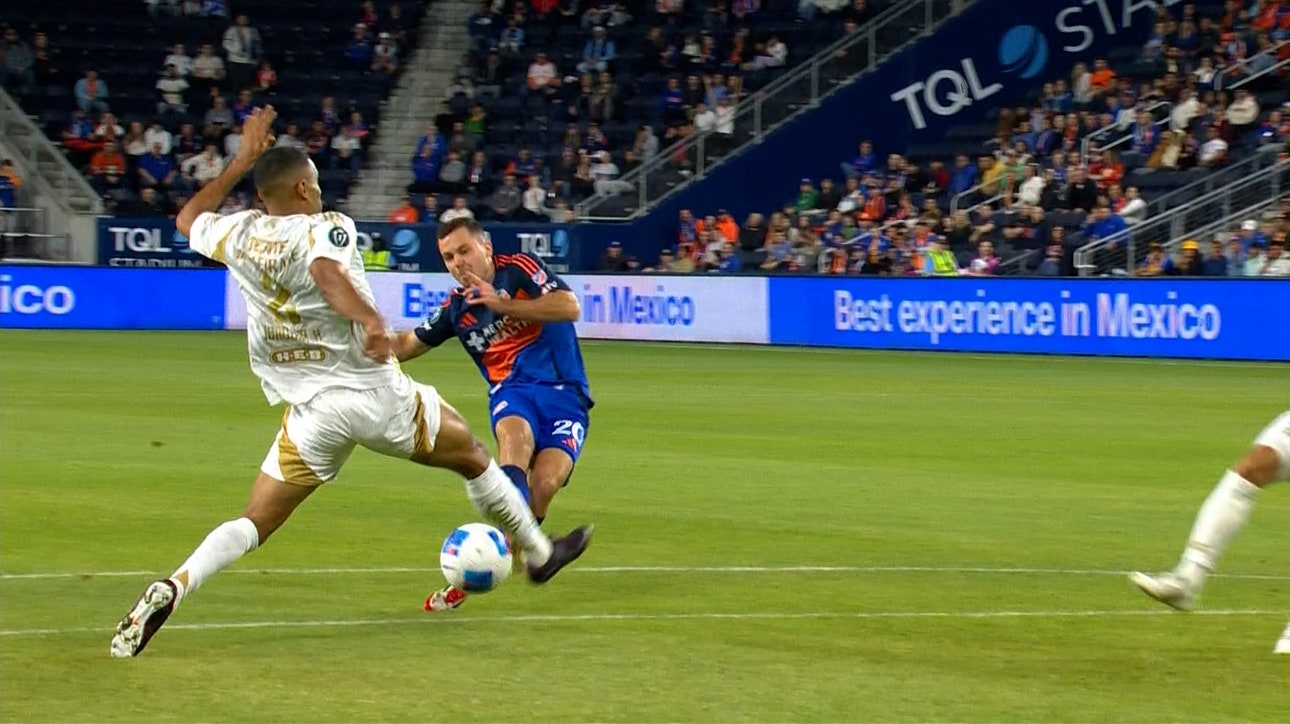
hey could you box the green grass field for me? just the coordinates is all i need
[0,330,1286,722]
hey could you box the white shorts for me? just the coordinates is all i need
[260,374,442,487]
[1253,410,1290,483]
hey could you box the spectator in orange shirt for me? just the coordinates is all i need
[714,209,739,242]
[89,140,128,196]
[388,194,419,223]
[1088,58,1115,97]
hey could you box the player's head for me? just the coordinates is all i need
[252,146,322,216]
[437,217,495,285]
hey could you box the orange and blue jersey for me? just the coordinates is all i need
[414,252,593,463]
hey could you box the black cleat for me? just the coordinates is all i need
[110,579,177,658]
[526,525,594,584]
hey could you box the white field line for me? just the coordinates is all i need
[1,608,1284,638]
[3,564,1290,581]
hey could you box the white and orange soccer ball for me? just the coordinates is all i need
[439,523,513,593]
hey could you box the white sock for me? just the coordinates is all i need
[169,517,260,606]
[465,460,552,565]
[1276,622,1290,655]
[1176,470,1261,589]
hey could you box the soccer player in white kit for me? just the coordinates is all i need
[1130,410,1290,654]
[109,107,592,658]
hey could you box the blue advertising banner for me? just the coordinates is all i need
[767,278,1290,362]
[0,265,227,330]
[97,217,583,272]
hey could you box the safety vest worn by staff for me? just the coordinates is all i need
[925,249,959,277]
[362,248,392,272]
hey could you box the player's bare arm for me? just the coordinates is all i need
[461,271,580,322]
[390,331,431,362]
[309,259,392,362]
[175,106,277,238]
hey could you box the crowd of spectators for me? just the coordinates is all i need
[1,0,413,217]
[616,0,1290,277]
[402,0,879,221]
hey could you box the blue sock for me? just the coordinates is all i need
[500,465,530,504]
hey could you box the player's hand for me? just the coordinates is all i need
[461,271,509,312]
[364,326,393,362]
[236,105,278,166]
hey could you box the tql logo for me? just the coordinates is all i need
[890,24,1049,130]
[518,230,569,259]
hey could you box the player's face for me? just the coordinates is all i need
[439,228,494,285]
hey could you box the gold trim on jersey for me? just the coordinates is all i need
[210,227,234,263]
[411,391,435,464]
[277,410,324,488]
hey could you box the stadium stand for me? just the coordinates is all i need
[0,0,426,214]
[623,0,1290,277]
[403,0,906,221]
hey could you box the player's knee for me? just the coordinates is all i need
[444,435,493,479]
[1234,446,1281,488]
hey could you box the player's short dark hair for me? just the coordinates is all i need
[437,216,486,241]
[252,146,311,197]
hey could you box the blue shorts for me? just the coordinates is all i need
[488,384,590,466]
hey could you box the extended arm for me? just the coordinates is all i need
[491,290,580,322]
[176,106,276,238]
[461,269,580,322]
[309,258,383,331]
[391,331,432,362]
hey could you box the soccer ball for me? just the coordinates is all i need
[440,523,513,593]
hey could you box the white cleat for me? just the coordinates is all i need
[1275,623,1290,655]
[1129,571,1195,612]
[110,579,177,658]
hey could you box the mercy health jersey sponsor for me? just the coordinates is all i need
[0,265,226,329]
[768,278,1290,362]
[225,272,772,344]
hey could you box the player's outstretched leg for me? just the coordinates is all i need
[1275,621,1290,655]
[1131,417,1286,611]
[426,420,582,612]
[415,400,592,587]
[110,472,314,658]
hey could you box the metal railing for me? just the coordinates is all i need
[0,206,71,261]
[575,0,973,221]
[1074,158,1289,275]
[1079,100,1173,165]
[0,87,103,216]
[1221,39,1290,91]
[949,151,1034,214]
[994,249,1037,276]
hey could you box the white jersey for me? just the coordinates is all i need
[187,209,400,406]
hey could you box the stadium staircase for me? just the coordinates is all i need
[574,0,977,221]
[345,0,475,220]
[1073,154,1290,275]
[0,87,102,262]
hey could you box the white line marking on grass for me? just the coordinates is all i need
[3,565,1289,581]
[1,608,1284,638]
